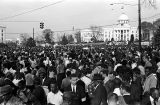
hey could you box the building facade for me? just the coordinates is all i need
[80,13,139,43]
[103,13,138,42]
[0,26,6,43]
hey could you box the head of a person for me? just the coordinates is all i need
[143,55,149,62]
[100,70,108,78]
[63,91,72,102]
[145,67,153,77]
[70,74,78,86]
[120,82,131,95]
[150,88,159,101]
[92,74,104,85]
[114,78,122,88]
[38,67,46,79]
[132,67,141,81]
[66,71,71,77]
[108,93,119,105]
[108,71,116,80]
[50,82,58,94]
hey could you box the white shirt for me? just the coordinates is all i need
[47,91,63,105]
[71,84,76,93]
[113,88,122,96]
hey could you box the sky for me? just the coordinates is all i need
[0,0,159,40]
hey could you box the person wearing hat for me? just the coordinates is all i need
[0,85,23,105]
[90,74,107,105]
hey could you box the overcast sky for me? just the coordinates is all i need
[0,0,159,40]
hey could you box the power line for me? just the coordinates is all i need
[4,11,160,34]
[0,21,40,22]
[0,0,66,20]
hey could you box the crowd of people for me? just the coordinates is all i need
[0,45,160,105]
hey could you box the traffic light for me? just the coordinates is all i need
[40,22,44,29]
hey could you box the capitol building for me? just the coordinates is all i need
[80,13,138,43]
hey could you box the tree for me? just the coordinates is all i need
[153,26,160,46]
[6,41,17,48]
[68,35,74,43]
[75,31,81,43]
[152,18,160,46]
[42,29,54,44]
[26,37,36,47]
[91,35,97,43]
[20,33,30,46]
[61,35,68,45]
[90,26,102,42]
[141,21,154,41]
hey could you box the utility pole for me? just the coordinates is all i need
[138,0,142,52]
[1,29,3,43]
[33,28,34,40]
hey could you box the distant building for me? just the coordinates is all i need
[103,13,138,42]
[0,26,6,43]
[80,13,139,43]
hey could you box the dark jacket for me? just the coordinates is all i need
[64,84,86,105]
[91,83,107,105]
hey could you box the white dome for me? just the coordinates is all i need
[118,13,129,20]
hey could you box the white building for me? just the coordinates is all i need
[80,29,93,42]
[80,13,139,43]
[0,26,6,43]
[103,13,138,42]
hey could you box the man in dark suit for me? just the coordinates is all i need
[141,88,160,105]
[64,74,86,105]
[90,74,108,105]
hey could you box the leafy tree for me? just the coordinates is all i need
[90,26,102,42]
[141,21,154,41]
[75,31,81,43]
[20,33,30,46]
[42,29,54,44]
[61,35,68,45]
[6,41,17,48]
[68,35,74,43]
[91,35,97,43]
[26,37,36,47]
[153,26,160,46]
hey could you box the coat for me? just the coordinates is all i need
[90,83,107,105]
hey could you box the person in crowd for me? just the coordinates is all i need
[100,70,109,84]
[61,71,71,92]
[131,67,143,102]
[47,82,63,105]
[61,91,72,105]
[143,67,157,95]
[64,73,86,105]
[57,59,65,89]
[107,93,119,105]
[90,74,107,105]
[113,78,122,96]
[0,79,23,105]
[32,77,47,105]
[25,67,34,92]
[141,88,160,105]
[143,55,152,68]
[120,82,132,105]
